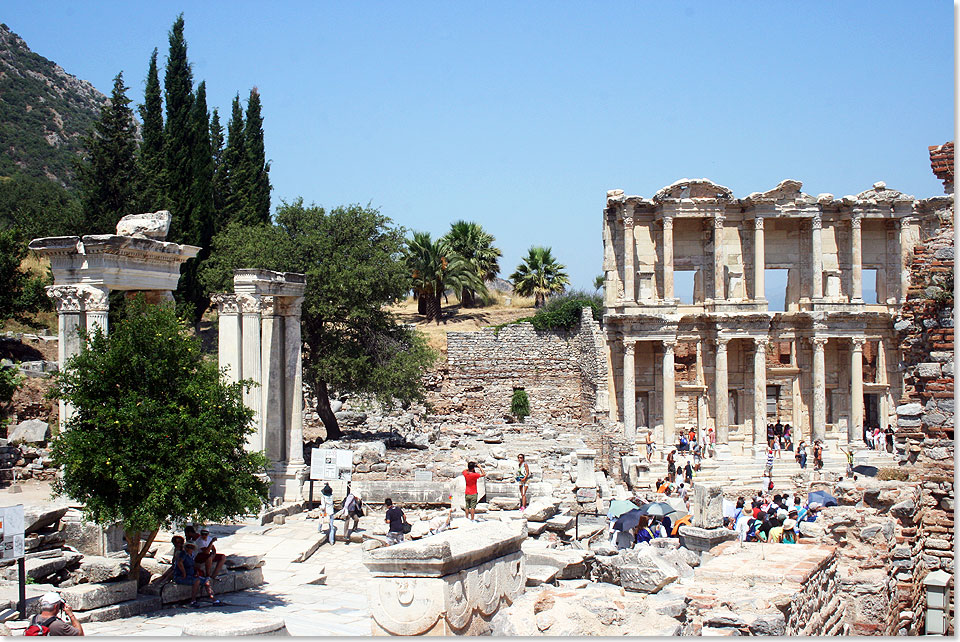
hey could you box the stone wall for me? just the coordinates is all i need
[440,308,606,422]
[892,195,954,635]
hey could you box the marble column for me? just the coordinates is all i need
[47,285,83,427]
[259,297,285,463]
[850,337,865,444]
[714,337,729,443]
[713,215,725,300]
[662,215,675,302]
[622,210,635,304]
[239,294,264,451]
[754,216,765,300]
[811,213,823,299]
[851,212,863,301]
[753,337,767,447]
[623,339,637,441]
[662,339,676,446]
[82,286,109,336]
[282,297,305,465]
[212,294,242,383]
[811,337,827,442]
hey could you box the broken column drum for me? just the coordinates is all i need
[602,179,930,454]
[212,269,306,501]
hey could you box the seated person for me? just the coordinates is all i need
[174,541,220,607]
[193,528,227,580]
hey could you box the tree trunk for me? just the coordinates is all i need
[125,526,159,582]
[535,292,545,308]
[417,291,427,315]
[316,379,342,441]
[462,289,475,307]
[427,293,442,324]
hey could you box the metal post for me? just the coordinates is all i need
[17,557,25,619]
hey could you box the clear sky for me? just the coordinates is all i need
[4,2,953,290]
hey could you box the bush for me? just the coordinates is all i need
[523,290,602,331]
[877,467,909,481]
[511,389,530,423]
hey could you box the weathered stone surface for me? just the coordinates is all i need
[543,515,574,532]
[890,498,916,518]
[78,555,130,583]
[704,609,746,628]
[692,483,724,528]
[115,210,171,239]
[61,579,137,611]
[24,506,69,534]
[747,612,786,636]
[619,561,678,593]
[524,499,560,522]
[223,554,264,570]
[183,613,288,636]
[526,564,559,586]
[916,363,942,379]
[8,419,49,443]
[5,551,81,580]
[897,403,924,416]
[75,595,163,624]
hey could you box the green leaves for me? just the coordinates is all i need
[405,230,487,322]
[510,246,570,308]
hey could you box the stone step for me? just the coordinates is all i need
[525,564,559,587]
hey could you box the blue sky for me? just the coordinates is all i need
[4,2,953,290]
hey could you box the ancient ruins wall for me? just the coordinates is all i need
[891,196,955,635]
[441,308,606,422]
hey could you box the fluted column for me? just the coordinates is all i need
[282,296,305,465]
[851,212,863,301]
[622,210,635,303]
[662,339,676,446]
[753,337,767,446]
[82,286,109,336]
[811,213,823,299]
[623,338,637,441]
[713,215,725,300]
[260,296,285,463]
[238,293,263,452]
[47,285,84,428]
[662,215,675,302]
[811,336,827,442]
[212,294,242,383]
[850,337,865,444]
[714,337,729,443]
[754,216,765,300]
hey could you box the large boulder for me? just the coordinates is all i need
[619,548,680,593]
[8,419,49,444]
[61,579,137,611]
[79,556,130,583]
[525,499,561,523]
[115,211,171,239]
[24,506,69,535]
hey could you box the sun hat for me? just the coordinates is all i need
[39,592,63,607]
[783,519,797,530]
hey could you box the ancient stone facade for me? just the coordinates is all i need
[441,308,607,422]
[602,178,947,458]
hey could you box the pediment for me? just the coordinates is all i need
[653,178,734,202]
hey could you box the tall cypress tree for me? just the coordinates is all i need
[136,48,164,213]
[162,14,195,243]
[238,88,271,225]
[221,94,246,221]
[209,108,226,235]
[76,72,141,234]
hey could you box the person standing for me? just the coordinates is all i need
[797,440,807,469]
[318,482,336,544]
[384,498,405,546]
[337,485,363,545]
[462,462,485,521]
[840,445,855,478]
[684,459,693,486]
[813,440,824,471]
[765,445,775,480]
[667,449,677,483]
[645,431,654,463]
[885,425,894,454]
[516,454,531,511]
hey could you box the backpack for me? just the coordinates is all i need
[352,497,364,517]
[25,616,58,636]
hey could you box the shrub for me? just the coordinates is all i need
[524,290,602,331]
[511,389,530,423]
[877,467,909,481]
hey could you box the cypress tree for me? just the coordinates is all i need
[210,108,226,235]
[76,72,141,234]
[221,94,246,221]
[136,48,164,213]
[238,88,271,225]
[162,14,195,243]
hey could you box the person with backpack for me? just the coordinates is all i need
[634,516,655,546]
[337,485,364,545]
[25,592,83,636]
[318,482,336,544]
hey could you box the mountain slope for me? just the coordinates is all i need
[0,23,107,189]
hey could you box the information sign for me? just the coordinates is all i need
[0,505,25,560]
[310,448,355,481]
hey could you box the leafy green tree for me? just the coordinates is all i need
[237,88,271,225]
[0,363,24,430]
[593,274,604,292]
[49,296,269,581]
[511,389,530,423]
[76,72,141,234]
[405,231,485,322]
[162,14,195,243]
[442,220,501,307]
[510,246,570,308]
[201,200,436,440]
[136,48,165,213]
[0,173,82,239]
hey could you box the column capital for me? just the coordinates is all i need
[713,215,726,229]
[662,214,674,230]
[810,336,828,349]
[662,338,676,352]
[622,216,634,228]
[46,284,109,313]
[210,293,241,315]
[850,211,863,229]
[623,337,639,349]
[714,336,730,350]
[80,286,110,313]
[237,293,264,315]
[811,213,823,230]
[850,336,867,350]
[754,215,765,230]
[753,336,772,351]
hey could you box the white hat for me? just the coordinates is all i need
[39,592,63,607]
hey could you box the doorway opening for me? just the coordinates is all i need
[765,269,789,311]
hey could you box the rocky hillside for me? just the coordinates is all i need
[0,23,107,188]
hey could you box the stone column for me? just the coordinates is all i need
[238,294,264,451]
[713,215,725,300]
[47,285,83,427]
[259,297,285,463]
[662,215,675,302]
[662,339,676,447]
[850,337,865,444]
[754,216,765,300]
[212,294,242,383]
[811,213,823,299]
[623,338,637,441]
[753,337,767,447]
[714,337,729,443]
[82,286,109,336]
[851,212,863,301]
[282,297,305,465]
[811,337,827,442]
[622,210,635,304]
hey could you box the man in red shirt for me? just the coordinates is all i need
[462,461,485,521]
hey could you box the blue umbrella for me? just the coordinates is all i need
[613,508,645,532]
[637,502,676,518]
[807,490,838,507]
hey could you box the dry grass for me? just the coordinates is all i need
[1,254,56,335]
[388,293,536,356]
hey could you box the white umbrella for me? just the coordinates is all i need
[666,496,687,513]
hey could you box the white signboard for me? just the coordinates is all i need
[311,448,355,481]
[0,505,25,560]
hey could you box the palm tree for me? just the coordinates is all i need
[405,231,486,323]
[593,274,605,292]
[510,246,570,307]
[443,220,502,307]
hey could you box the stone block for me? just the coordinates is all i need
[75,595,163,623]
[917,363,942,379]
[184,613,288,636]
[61,579,137,611]
[79,556,130,583]
[897,403,923,416]
[525,564,558,586]
[692,483,724,528]
[544,515,575,532]
[747,612,786,636]
[115,211,171,239]
[620,561,678,593]
[232,567,265,591]
[524,499,560,522]
[704,610,746,628]
[5,551,81,581]
[223,554,264,570]
[8,420,49,444]
[526,521,547,536]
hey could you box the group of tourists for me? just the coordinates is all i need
[725,490,823,544]
[766,420,794,456]
[609,512,688,550]
[317,482,365,545]
[153,525,228,608]
[665,449,697,488]
[865,424,895,453]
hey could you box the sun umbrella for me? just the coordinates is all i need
[637,502,676,517]
[665,496,688,513]
[807,490,838,507]
[852,464,878,477]
[607,499,639,520]
[613,508,645,532]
